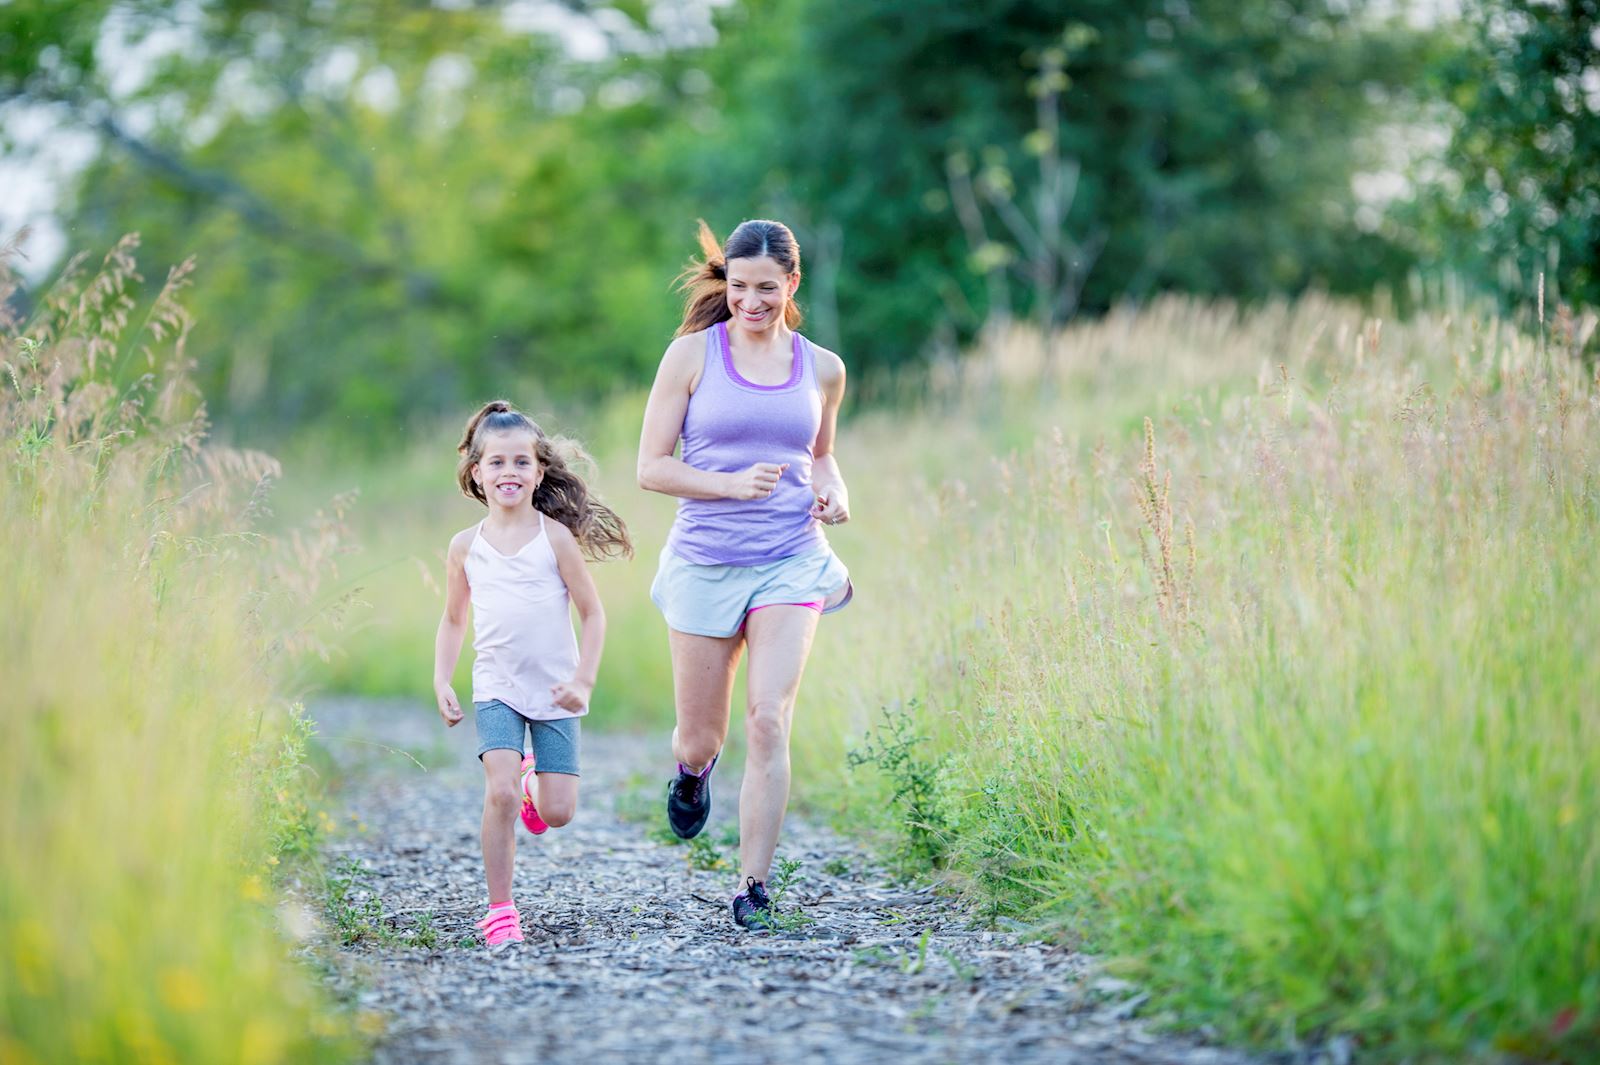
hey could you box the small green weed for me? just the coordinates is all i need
[407,912,439,951]
[648,822,683,847]
[613,773,658,825]
[325,858,437,948]
[902,928,933,975]
[262,705,324,869]
[685,833,730,871]
[749,855,814,932]
[940,948,977,982]
[852,946,893,968]
[846,701,951,872]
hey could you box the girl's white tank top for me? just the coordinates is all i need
[464,514,583,720]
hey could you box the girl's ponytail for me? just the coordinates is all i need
[531,438,633,561]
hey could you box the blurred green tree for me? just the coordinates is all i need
[1415,0,1599,313]
[2,0,1448,434]
[2,0,703,431]
[697,0,1432,374]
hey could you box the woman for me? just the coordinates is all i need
[637,218,853,929]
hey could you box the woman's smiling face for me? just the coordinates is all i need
[725,255,798,331]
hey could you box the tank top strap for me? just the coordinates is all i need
[703,323,721,386]
[797,332,818,394]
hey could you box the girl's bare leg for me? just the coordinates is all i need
[532,772,580,828]
[480,749,523,901]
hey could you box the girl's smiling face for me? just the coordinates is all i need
[725,255,798,330]
[473,430,542,509]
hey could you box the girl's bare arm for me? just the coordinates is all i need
[549,523,605,713]
[432,528,474,725]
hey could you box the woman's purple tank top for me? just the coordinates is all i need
[666,321,827,566]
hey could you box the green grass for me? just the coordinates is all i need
[282,292,1597,1059]
[2,242,357,1064]
[803,298,1600,1061]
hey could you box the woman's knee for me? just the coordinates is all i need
[744,698,792,752]
[675,724,726,768]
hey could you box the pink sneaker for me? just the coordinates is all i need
[476,903,524,949]
[519,755,549,835]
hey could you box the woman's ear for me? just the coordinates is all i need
[788,271,802,297]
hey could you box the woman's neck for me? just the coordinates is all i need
[726,317,792,354]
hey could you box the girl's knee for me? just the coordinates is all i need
[541,803,576,828]
[485,782,521,817]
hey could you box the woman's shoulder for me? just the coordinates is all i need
[654,329,713,391]
[806,337,846,390]
[663,328,710,364]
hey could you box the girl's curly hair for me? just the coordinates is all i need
[456,400,632,561]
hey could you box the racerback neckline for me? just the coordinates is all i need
[717,320,804,392]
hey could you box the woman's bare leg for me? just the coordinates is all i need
[737,606,819,886]
[668,628,744,772]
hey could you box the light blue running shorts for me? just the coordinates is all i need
[473,700,581,775]
[650,544,853,638]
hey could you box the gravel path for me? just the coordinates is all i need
[310,699,1277,1065]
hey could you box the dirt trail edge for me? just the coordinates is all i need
[311,698,1274,1065]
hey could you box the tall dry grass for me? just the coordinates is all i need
[1,237,355,1063]
[275,289,1596,1058]
[801,296,1600,1061]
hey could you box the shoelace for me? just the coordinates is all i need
[674,764,709,803]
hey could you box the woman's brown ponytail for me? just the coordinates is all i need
[674,219,803,337]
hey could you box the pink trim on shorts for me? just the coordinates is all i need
[747,601,823,615]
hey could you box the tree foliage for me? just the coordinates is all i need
[701,0,1431,371]
[1418,0,1600,311]
[1,0,1587,435]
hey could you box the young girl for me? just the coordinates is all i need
[433,400,631,948]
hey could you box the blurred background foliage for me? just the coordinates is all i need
[3,0,1595,439]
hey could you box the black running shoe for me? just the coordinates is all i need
[731,877,774,929]
[665,753,717,839]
